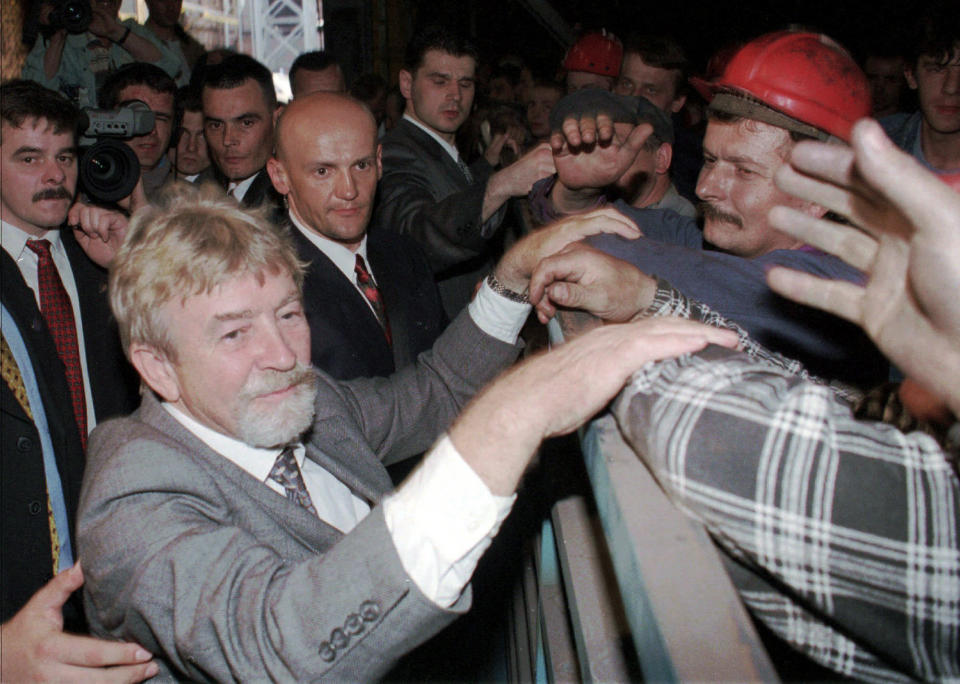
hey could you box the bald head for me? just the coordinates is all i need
[275,92,374,159]
[268,92,382,250]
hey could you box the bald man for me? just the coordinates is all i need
[267,93,446,379]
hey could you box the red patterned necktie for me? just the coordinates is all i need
[354,254,392,345]
[26,239,88,449]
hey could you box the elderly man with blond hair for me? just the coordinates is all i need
[76,183,733,680]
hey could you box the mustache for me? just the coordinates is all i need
[33,187,73,202]
[239,362,318,401]
[700,202,743,228]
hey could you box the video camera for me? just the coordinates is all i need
[47,0,92,33]
[78,101,155,203]
[22,0,92,46]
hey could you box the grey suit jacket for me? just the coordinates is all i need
[77,309,520,681]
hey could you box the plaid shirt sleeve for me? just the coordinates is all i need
[614,344,960,682]
[643,276,862,402]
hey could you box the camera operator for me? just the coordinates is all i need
[0,79,145,681]
[99,63,177,198]
[21,0,179,109]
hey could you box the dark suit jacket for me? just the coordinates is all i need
[198,166,284,215]
[374,119,504,318]
[0,233,138,624]
[289,222,447,380]
[78,309,521,680]
[239,167,284,213]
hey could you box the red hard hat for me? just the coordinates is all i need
[691,31,870,142]
[562,30,623,77]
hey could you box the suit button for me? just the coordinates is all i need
[318,641,335,662]
[359,601,380,622]
[330,628,349,650]
[28,500,42,515]
[344,613,364,636]
[17,436,33,452]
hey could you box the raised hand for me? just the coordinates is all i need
[766,118,960,414]
[528,242,657,325]
[493,207,641,293]
[451,317,739,495]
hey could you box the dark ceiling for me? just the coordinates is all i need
[411,0,918,75]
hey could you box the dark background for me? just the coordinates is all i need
[408,0,918,76]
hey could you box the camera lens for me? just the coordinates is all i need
[80,139,141,203]
[59,0,92,33]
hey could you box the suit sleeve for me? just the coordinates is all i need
[328,306,522,465]
[375,135,504,273]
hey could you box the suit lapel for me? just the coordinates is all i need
[137,391,392,540]
[306,377,394,503]
[1,250,86,522]
[61,231,139,420]
[289,223,393,374]
[396,120,469,191]
[137,394,341,546]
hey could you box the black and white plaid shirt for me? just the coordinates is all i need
[614,281,960,682]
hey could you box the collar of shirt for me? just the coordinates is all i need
[227,172,259,202]
[162,402,300,482]
[1,218,64,264]
[288,210,371,283]
[403,113,462,164]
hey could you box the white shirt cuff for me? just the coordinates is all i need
[383,434,516,608]
[467,279,532,344]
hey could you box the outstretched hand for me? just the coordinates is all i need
[0,563,158,683]
[550,112,619,151]
[766,118,960,414]
[528,243,657,325]
[494,207,642,293]
[451,317,739,495]
[553,122,652,192]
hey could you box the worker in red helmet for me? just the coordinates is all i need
[535,30,886,388]
[561,30,622,93]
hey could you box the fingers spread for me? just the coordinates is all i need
[766,267,864,324]
[852,118,960,243]
[768,206,878,272]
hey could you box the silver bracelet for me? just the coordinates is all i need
[486,273,529,303]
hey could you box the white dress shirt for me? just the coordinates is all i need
[164,285,531,607]
[1,219,98,430]
[403,113,463,165]
[226,173,258,202]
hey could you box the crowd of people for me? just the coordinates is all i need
[1,0,958,680]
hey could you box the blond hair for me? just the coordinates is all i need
[110,182,304,359]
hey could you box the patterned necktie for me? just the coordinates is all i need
[456,156,474,184]
[354,254,392,344]
[1,333,62,574]
[25,240,87,450]
[267,446,318,517]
